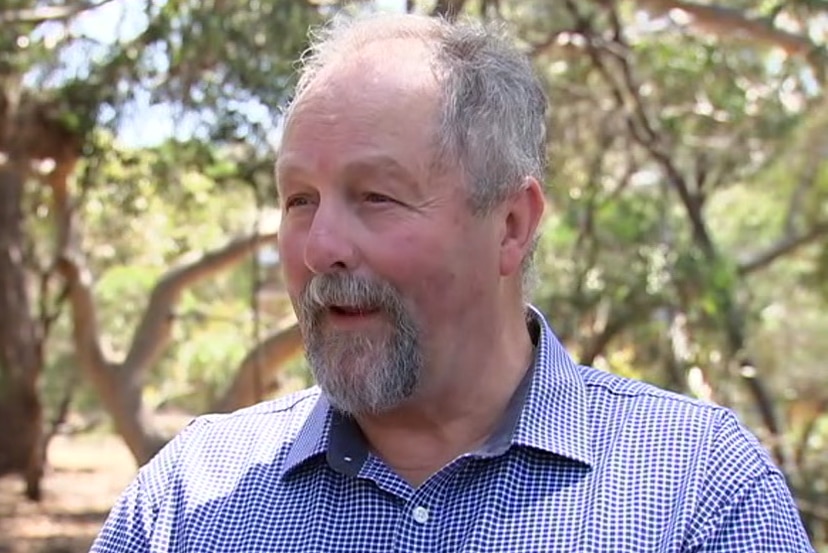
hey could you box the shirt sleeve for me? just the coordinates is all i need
[694,470,815,552]
[89,472,153,553]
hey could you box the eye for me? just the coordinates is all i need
[283,195,315,211]
[363,192,395,204]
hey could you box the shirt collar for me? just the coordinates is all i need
[512,304,594,466]
[280,304,594,479]
[280,393,332,478]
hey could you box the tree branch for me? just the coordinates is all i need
[212,323,304,413]
[57,232,283,464]
[43,142,287,463]
[794,399,828,469]
[740,361,788,468]
[0,0,119,25]
[122,232,279,375]
[575,2,718,257]
[48,157,110,381]
[56,246,170,466]
[634,0,821,60]
[56,253,114,384]
[738,222,828,276]
[580,292,664,365]
[579,2,793,469]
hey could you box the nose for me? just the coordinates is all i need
[303,205,358,274]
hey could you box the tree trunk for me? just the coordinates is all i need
[0,165,45,500]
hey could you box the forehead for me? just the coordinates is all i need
[276,41,443,183]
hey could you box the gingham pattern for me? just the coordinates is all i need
[91,306,814,552]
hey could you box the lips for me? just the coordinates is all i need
[329,305,378,316]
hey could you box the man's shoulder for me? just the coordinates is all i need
[575,364,775,475]
[535,307,727,425]
[578,363,722,416]
[136,388,325,502]
[150,387,324,472]
[198,386,323,426]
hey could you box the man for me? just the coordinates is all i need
[91,12,814,553]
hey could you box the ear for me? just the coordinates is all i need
[499,177,545,278]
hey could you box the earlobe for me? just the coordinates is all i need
[500,177,545,277]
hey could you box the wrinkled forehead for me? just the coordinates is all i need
[276,41,445,174]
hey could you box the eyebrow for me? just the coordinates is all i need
[275,161,305,189]
[341,155,419,191]
[278,154,424,197]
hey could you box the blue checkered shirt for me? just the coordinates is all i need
[91,306,814,552]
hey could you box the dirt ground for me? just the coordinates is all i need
[0,434,137,553]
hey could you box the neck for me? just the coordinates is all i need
[355,301,534,487]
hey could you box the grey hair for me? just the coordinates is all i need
[286,12,547,297]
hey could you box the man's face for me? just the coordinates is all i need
[276,42,501,415]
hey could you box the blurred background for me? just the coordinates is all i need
[0,0,826,551]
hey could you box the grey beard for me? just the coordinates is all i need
[296,273,422,415]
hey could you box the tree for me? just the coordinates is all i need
[0,0,320,497]
[0,5,88,498]
[0,146,45,501]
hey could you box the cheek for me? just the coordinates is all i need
[372,230,446,289]
[383,228,472,309]
[278,228,310,296]
[430,222,497,305]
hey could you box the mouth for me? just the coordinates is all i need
[327,305,380,317]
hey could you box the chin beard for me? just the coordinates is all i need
[305,319,421,416]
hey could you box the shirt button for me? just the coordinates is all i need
[412,506,429,524]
